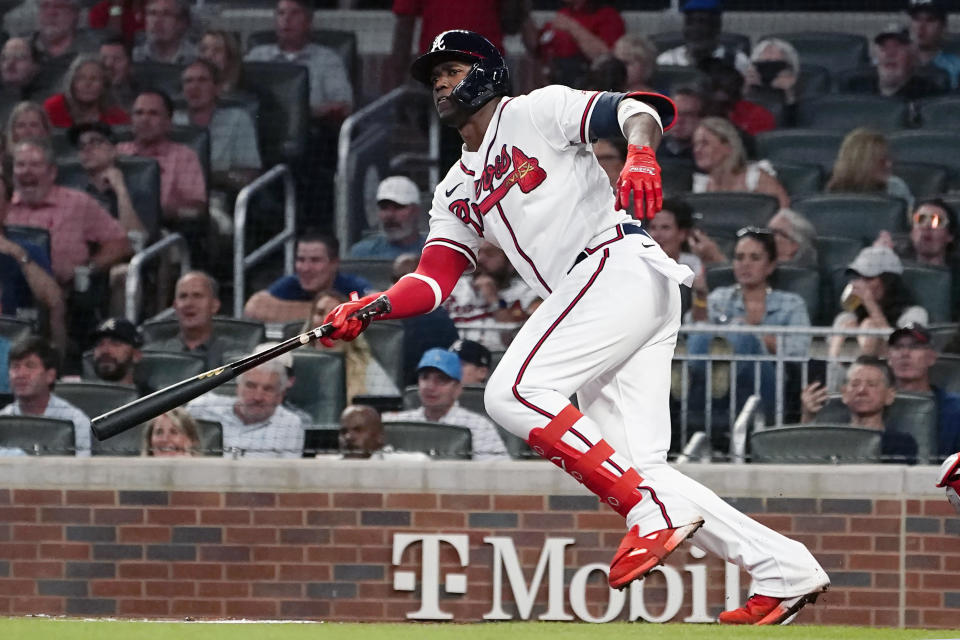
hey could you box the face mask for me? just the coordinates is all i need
[754,60,790,85]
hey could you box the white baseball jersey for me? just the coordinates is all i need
[425,85,692,299]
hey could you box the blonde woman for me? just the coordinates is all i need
[43,55,129,128]
[691,116,790,208]
[141,408,203,456]
[826,127,913,212]
[5,101,53,150]
[199,29,243,95]
[302,290,400,401]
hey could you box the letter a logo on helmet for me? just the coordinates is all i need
[411,30,511,113]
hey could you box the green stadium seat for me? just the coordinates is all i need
[382,420,472,459]
[750,424,881,464]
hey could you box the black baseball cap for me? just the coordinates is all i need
[91,317,143,348]
[908,0,948,20]
[67,121,115,147]
[875,23,911,45]
[888,323,932,347]
[450,339,492,369]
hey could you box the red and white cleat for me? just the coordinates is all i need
[607,518,704,590]
[717,585,829,625]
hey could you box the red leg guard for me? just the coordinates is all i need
[527,404,645,518]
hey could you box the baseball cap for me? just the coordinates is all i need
[417,348,462,381]
[907,0,948,20]
[376,176,420,207]
[67,121,115,148]
[91,317,143,348]
[874,23,911,45]
[845,246,904,278]
[682,0,722,11]
[888,323,933,347]
[450,339,492,369]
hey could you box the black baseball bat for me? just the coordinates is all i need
[91,294,392,441]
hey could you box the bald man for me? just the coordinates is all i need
[333,404,429,461]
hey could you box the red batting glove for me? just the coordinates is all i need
[320,291,378,347]
[616,144,662,221]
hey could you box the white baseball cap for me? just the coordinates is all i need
[845,246,903,278]
[376,176,420,206]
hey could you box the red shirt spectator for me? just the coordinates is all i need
[393,0,505,54]
[88,1,146,48]
[43,93,130,128]
[728,99,776,136]
[539,4,625,60]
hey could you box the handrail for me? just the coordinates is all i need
[233,164,296,317]
[334,85,438,250]
[676,431,710,464]
[125,232,191,323]
[729,394,763,464]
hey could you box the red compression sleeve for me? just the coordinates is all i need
[378,244,471,319]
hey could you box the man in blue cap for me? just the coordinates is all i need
[656,0,751,75]
[385,348,507,460]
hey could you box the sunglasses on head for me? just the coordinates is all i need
[913,211,948,229]
[736,226,773,238]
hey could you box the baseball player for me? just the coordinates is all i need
[323,30,829,624]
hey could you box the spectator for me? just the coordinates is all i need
[701,58,776,137]
[450,338,492,385]
[744,38,801,125]
[826,128,913,211]
[118,89,206,224]
[141,407,202,456]
[845,24,945,101]
[44,55,130,128]
[613,33,658,93]
[384,348,507,460]
[68,122,146,236]
[908,0,960,89]
[443,241,539,351]
[388,0,532,90]
[1,37,41,98]
[174,59,261,193]
[660,83,704,160]
[88,0,145,49]
[0,172,65,352]
[390,252,460,387]
[245,0,353,122]
[687,227,811,436]
[886,324,960,458]
[767,208,818,268]
[150,270,228,369]
[1,335,90,455]
[535,0,625,86]
[592,136,625,191]
[187,358,305,459]
[99,35,137,110]
[301,290,400,401]
[349,176,425,259]
[800,356,917,464]
[583,55,627,92]
[88,316,141,388]
[647,197,702,276]
[692,116,789,208]
[332,403,429,461]
[876,198,957,269]
[829,246,927,362]
[31,0,100,64]
[5,101,53,150]
[199,29,242,95]
[7,138,131,286]
[657,0,751,74]
[132,0,196,64]
[244,232,371,324]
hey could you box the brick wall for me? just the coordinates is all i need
[0,475,958,627]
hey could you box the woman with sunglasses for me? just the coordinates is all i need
[686,227,811,445]
[691,116,790,208]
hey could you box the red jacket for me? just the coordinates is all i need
[43,93,130,128]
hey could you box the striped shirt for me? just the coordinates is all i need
[186,392,304,459]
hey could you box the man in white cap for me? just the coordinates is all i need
[349,176,425,259]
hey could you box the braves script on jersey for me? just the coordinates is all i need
[425,85,694,297]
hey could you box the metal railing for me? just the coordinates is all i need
[125,232,191,323]
[334,85,439,251]
[233,164,296,317]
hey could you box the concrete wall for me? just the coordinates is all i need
[0,458,957,627]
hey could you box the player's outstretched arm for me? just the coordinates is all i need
[322,244,469,344]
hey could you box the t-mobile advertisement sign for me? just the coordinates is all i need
[391,533,742,623]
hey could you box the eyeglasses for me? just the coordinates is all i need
[913,210,948,229]
[736,226,774,238]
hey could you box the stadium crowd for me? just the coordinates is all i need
[0,0,958,463]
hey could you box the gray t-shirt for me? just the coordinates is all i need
[174,107,262,173]
[244,42,353,111]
